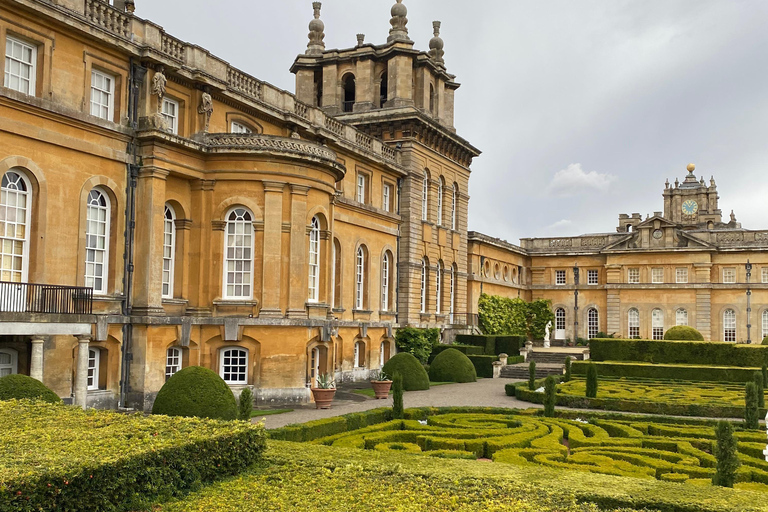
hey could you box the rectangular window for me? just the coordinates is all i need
[87,349,99,391]
[628,268,640,284]
[4,36,36,95]
[555,270,566,285]
[165,348,181,381]
[162,98,179,134]
[587,269,598,285]
[356,173,367,204]
[722,267,736,284]
[231,121,252,134]
[90,69,115,121]
[652,268,664,284]
[762,267,768,284]
[676,267,688,284]
[382,183,391,212]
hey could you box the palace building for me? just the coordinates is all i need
[0,0,765,411]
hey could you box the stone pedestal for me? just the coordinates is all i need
[29,337,45,382]
[492,361,502,379]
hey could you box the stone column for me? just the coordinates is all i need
[29,337,45,382]
[287,185,309,318]
[74,335,91,409]
[261,182,285,317]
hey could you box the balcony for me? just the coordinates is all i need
[0,282,93,315]
[449,313,479,327]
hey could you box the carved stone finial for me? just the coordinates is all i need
[307,2,326,55]
[730,210,737,222]
[388,0,411,43]
[356,33,365,46]
[674,177,679,188]
[710,176,716,187]
[198,86,214,133]
[665,178,669,189]
[125,0,135,14]
[429,21,445,65]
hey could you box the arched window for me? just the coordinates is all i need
[165,347,181,381]
[652,309,664,340]
[628,308,639,338]
[421,171,429,221]
[342,73,355,112]
[220,347,248,384]
[555,308,566,339]
[451,183,458,230]
[587,308,598,339]
[723,309,736,342]
[162,205,176,299]
[223,208,253,299]
[676,308,688,326]
[762,310,768,340]
[85,188,110,294]
[310,346,320,384]
[429,84,435,114]
[332,238,341,309]
[436,177,444,226]
[354,340,365,368]
[87,348,100,390]
[420,258,428,313]
[0,171,30,283]
[0,348,18,377]
[435,260,443,314]
[381,251,392,311]
[308,216,321,303]
[355,246,367,310]
[379,72,388,107]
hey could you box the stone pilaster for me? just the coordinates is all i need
[261,181,285,317]
[132,167,168,316]
[696,290,712,340]
[606,290,621,336]
[29,337,45,382]
[186,179,215,316]
[74,335,90,409]
[287,185,309,318]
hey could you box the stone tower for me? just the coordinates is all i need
[663,164,723,229]
[291,1,481,327]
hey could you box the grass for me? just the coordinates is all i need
[353,381,456,397]
[251,408,293,417]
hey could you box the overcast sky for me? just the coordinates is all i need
[139,0,768,245]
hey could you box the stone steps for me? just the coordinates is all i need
[528,351,586,365]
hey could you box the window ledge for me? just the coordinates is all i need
[213,299,259,306]
[352,309,373,314]
[332,308,346,313]
[162,298,188,305]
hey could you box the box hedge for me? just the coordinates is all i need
[428,343,484,362]
[455,335,526,356]
[382,352,430,391]
[571,361,762,383]
[152,366,238,420]
[0,374,61,403]
[0,400,266,512]
[589,338,768,367]
[467,354,499,378]
[428,349,477,383]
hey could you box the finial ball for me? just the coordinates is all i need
[686,163,695,172]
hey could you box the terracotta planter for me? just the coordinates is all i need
[370,380,393,399]
[310,388,336,409]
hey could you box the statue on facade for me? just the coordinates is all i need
[198,87,214,133]
[150,66,168,131]
[544,321,552,348]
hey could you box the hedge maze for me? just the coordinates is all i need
[309,412,768,490]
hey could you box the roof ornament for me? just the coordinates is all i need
[665,178,670,189]
[429,21,445,66]
[710,176,716,187]
[125,0,135,14]
[730,210,737,223]
[356,33,365,47]
[307,2,326,55]
[388,0,411,43]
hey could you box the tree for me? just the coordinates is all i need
[477,294,554,339]
[745,381,760,430]
[392,371,404,420]
[564,357,572,382]
[528,361,536,391]
[712,421,740,487]
[586,363,598,399]
[543,376,557,417]
[238,387,253,421]
[754,371,765,409]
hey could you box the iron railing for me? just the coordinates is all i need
[0,282,93,315]
[449,313,479,327]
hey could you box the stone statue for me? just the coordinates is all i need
[764,410,768,462]
[151,66,167,113]
[543,321,552,348]
[198,87,214,133]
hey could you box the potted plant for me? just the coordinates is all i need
[310,373,336,409]
[370,370,393,399]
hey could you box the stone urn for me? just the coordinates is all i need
[310,388,336,409]
[370,380,393,399]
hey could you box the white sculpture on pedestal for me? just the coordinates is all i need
[543,321,552,349]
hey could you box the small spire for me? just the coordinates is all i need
[710,175,716,187]
[307,2,326,55]
[429,21,445,66]
[388,0,411,43]
[356,33,365,46]
[665,178,669,189]
[674,177,679,188]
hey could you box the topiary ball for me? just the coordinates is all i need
[762,336,768,346]
[152,366,237,420]
[428,348,477,383]
[382,352,430,391]
[663,326,705,341]
[0,374,61,403]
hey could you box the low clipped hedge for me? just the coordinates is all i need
[428,343,484,362]
[0,400,266,511]
[152,366,238,420]
[571,361,762,383]
[0,374,61,403]
[381,353,430,391]
[467,355,499,378]
[589,338,768,367]
[428,349,477,383]
[663,326,705,341]
[455,335,526,356]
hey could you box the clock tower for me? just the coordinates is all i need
[662,164,723,229]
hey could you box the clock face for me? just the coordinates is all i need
[653,229,663,240]
[682,200,699,215]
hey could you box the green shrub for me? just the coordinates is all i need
[663,326,705,341]
[586,364,598,398]
[754,371,765,409]
[152,366,237,420]
[564,357,572,382]
[395,327,440,363]
[543,376,556,417]
[238,387,253,421]
[455,334,496,355]
[477,294,554,340]
[745,381,760,430]
[382,353,430,391]
[466,355,498,378]
[589,338,768,367]
[392,372,404,420]
[428,344,484,362]
[763,364,768,388]
[495,336,527,355]
[429,349,477,383]
[505,383,515,396]
[0,400,266,511]
[571,361,762,383]
[528,361,536,390]
[0,374,60,403]
[763,336,768,346]
[713,421,740,487]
